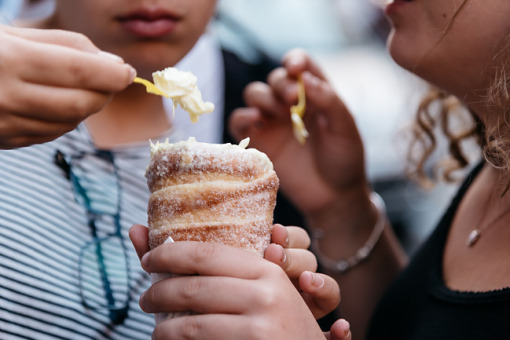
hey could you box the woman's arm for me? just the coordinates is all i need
[229,48,407,339]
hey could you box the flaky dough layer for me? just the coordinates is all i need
[146,138,279,256]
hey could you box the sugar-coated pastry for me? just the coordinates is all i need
[145,137,279,256]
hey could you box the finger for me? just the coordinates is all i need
[286,226,311,249]
[141,241,270,279]
[271,224,290,247]
[265,245,317,279]
[301,72,353,136]
[329,319,352,340]
[243,81,288,119]
[281,48,328,80]
[0,113,76,141]
[266,67,299,105]
[6,82,113,123]
[0,132,67,149]
[140,276,254,314]
[129,224,150,261]
[154,314,249,340]
[299,272,340,319]
[15,43,135,91]
[4,26,101,53]
[228,107,265,142]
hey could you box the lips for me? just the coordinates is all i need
[117,9,180,38]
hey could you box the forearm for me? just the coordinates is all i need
[307,190,407,339]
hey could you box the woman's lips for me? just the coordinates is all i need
[384,0,411,16]
[118,10,180,38]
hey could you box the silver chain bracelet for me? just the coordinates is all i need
[310,192,387,274]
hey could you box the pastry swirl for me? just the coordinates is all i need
[146,138,279,256]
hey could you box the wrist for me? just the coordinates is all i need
[308,190,386,273]
[306,187,376,238]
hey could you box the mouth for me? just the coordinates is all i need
[117,9,181,38]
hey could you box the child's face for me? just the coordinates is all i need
[52,0,218,76]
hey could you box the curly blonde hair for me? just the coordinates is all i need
[405,88,481,187]
[404,1,510,191]
[407,46,510,192]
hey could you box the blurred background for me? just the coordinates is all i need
[1,0,461,255]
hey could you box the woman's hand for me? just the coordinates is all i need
[229,48,371,222]
[265,224,339,319]
[0,25,136,149]
[129,224,327,340]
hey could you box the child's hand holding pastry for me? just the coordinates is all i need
[130,223,343,339]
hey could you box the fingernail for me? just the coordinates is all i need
[311,272,325,288]
[129,66,137,82]
[98,50,124,63]
[141,252,150,269]
[279,245,287,265]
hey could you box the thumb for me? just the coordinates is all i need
[299,271,340,319]
[129,224,150,261]
[328,319,352,340]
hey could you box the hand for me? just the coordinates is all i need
[326,319,352,340]
[129,224,327,340]
[0,25,136,149]
[265,224,340,319]
[229,48,371,222]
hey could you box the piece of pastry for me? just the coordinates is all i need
[146,137,279,257]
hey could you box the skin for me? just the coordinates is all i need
[130,224,350,340]
[5,0,347,336]
[229,0,510,338]
[50,0,218,78]
[387,0,510,113]
[0,24,135,148]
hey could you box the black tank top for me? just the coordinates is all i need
[368,162,510,340]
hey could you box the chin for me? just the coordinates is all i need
[118,44,188,76]
[387,32,425,74]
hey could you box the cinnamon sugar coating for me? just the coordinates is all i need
[146,138,279,256]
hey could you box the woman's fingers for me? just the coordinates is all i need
[243,81,288,119]
[228,107,265,142]
[281,48,328,80]
[299,271,340,319]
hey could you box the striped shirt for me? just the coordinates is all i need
[0,126,161,340]
[0,32,224,340]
